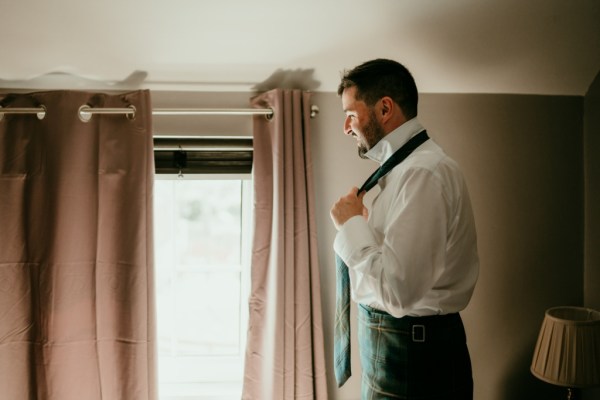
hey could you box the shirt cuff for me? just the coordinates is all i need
[333,215,377,267]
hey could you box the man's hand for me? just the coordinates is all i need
[330,187,368,230]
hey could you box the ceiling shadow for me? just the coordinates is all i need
[251,68,321,92]
[0,70,148,91]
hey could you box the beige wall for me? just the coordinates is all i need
[311,92,585,400]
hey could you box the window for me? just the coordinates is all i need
[154,176,252,400]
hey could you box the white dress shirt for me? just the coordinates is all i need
[334,118,479,318]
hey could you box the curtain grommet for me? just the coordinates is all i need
[78,105,92,123]
[37,105,46,120]
[126,105,136,121]
[264,108,274,121]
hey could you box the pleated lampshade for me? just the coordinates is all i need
[531,306,600,388]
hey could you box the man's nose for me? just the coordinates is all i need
[344,117,353,136]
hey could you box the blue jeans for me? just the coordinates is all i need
[358,304,473,400]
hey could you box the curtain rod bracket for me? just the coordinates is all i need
[310,104,319,118]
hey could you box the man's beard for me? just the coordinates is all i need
[357,111,385,159]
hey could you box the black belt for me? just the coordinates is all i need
[359,304,463,343]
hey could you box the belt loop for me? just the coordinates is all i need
[412,324,425,342]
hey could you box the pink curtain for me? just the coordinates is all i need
[0,90,156,400]
[242,89,328,399]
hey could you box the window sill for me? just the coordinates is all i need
[159,382,242,400]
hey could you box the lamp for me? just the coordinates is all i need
[531,306,600,399]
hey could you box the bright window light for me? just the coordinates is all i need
[154,176,252,400]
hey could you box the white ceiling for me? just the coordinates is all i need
[1,0,599,95]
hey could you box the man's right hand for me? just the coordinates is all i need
[330,187,368,230]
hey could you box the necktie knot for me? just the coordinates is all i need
[359,131,430,194]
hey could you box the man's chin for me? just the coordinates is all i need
[358,146,369,159]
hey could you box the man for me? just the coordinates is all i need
[330,59,479,399]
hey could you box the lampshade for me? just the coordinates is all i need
[531,306,600,388]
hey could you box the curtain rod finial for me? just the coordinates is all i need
[310,104,319,119]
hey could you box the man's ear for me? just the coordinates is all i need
[380,96,408,129]
[380,96,394,122]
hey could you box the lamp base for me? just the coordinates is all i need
[567,387,581,400]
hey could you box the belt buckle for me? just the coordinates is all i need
[412,324,425,342]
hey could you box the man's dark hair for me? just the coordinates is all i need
[337,58,418,119]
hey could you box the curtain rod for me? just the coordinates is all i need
[0,105,320,121]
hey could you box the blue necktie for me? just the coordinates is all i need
[334,130,429,387]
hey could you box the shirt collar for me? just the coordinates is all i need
[365,117,425,165]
